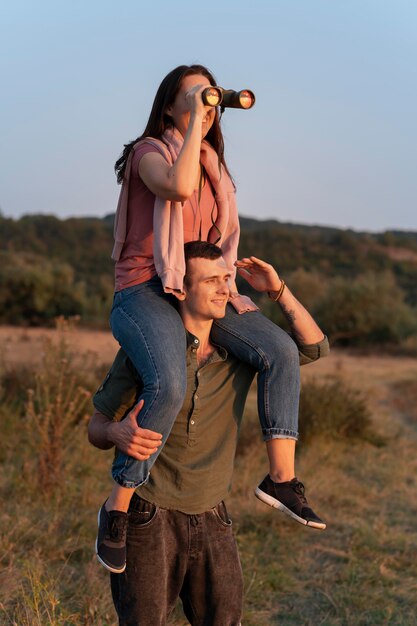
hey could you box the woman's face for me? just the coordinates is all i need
[166,74,216,139]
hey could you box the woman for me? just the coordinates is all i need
[96,64,325,575]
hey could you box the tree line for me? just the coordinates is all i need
[1,214,416,346]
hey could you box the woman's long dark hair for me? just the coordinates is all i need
[115,64,231,184]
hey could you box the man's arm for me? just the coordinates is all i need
[235,256,328,347]
[88,350,163,460]
[88,401,162,460]
[88,410,116,450]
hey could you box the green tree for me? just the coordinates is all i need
[0,252,86,325]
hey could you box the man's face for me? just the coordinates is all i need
[182,256,231,321]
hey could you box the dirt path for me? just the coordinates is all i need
[0,325,119,368]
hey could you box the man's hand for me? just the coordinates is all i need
[235,256,281,293]
[107,400,163,461]
[235,255,326,346]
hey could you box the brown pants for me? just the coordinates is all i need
[110,494,243,626]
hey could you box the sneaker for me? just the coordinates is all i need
[96,502,128,573]
[255,475,326,530]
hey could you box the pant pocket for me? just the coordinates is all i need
[211,501,232,527]
[128,495,159,529]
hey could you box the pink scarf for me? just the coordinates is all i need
[112,127,258,313]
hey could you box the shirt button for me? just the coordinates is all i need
[190,420,195,425]
[196,372,200,378]
[194,394,198,400]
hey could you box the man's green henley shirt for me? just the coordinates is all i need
[93,333,329,514]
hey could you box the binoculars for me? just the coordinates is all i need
[201,87,255,109]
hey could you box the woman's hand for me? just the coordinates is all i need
[139,74,216,200]
[107,400,163,461]
[184,83,212,120]
[235,256,282,293]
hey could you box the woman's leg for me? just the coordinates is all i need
[212,306,300,481]
[110,277,187,488]
[212,305,300,442]
[212,306,326,529]
[97,278,187,574]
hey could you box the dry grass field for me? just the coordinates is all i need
[1,324,416,625]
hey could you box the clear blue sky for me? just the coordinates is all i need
[1,0,416,232]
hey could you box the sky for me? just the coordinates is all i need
[1,0,416,233]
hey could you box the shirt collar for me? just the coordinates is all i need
[185,331,228,361]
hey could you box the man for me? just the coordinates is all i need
[88,241,329,625]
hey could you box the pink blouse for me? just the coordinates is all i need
[115,143,218,291]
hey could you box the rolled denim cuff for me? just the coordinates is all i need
[112,470,150,490]
[262,428,298,442]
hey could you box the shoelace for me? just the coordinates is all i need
[108,515,127,541]
[292,480,308,504]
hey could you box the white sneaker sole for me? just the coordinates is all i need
[255,487,326,530]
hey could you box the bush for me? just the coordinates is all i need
[298,377,380,445]
[235,376,380,458]
[314,272,417,346]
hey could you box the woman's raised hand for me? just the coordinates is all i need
[185,83,212,119]
[235,256,282,293]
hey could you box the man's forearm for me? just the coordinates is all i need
[88,403,163,460]
[277,286,325,345]
[88,409,115,450]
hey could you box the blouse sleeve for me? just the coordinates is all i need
[131,143,161,179]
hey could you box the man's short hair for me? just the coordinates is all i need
[184,241,222,263]
[183,242,223,286]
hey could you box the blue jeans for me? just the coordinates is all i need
[110,276,300,488]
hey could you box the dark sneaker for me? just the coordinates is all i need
[255,475,326,530]
[96,502,128,573]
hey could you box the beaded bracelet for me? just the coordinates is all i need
[267,280,286,302]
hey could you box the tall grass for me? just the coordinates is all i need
[1,332,417,624]
[24,319,92,494]
[0,319,116,624]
